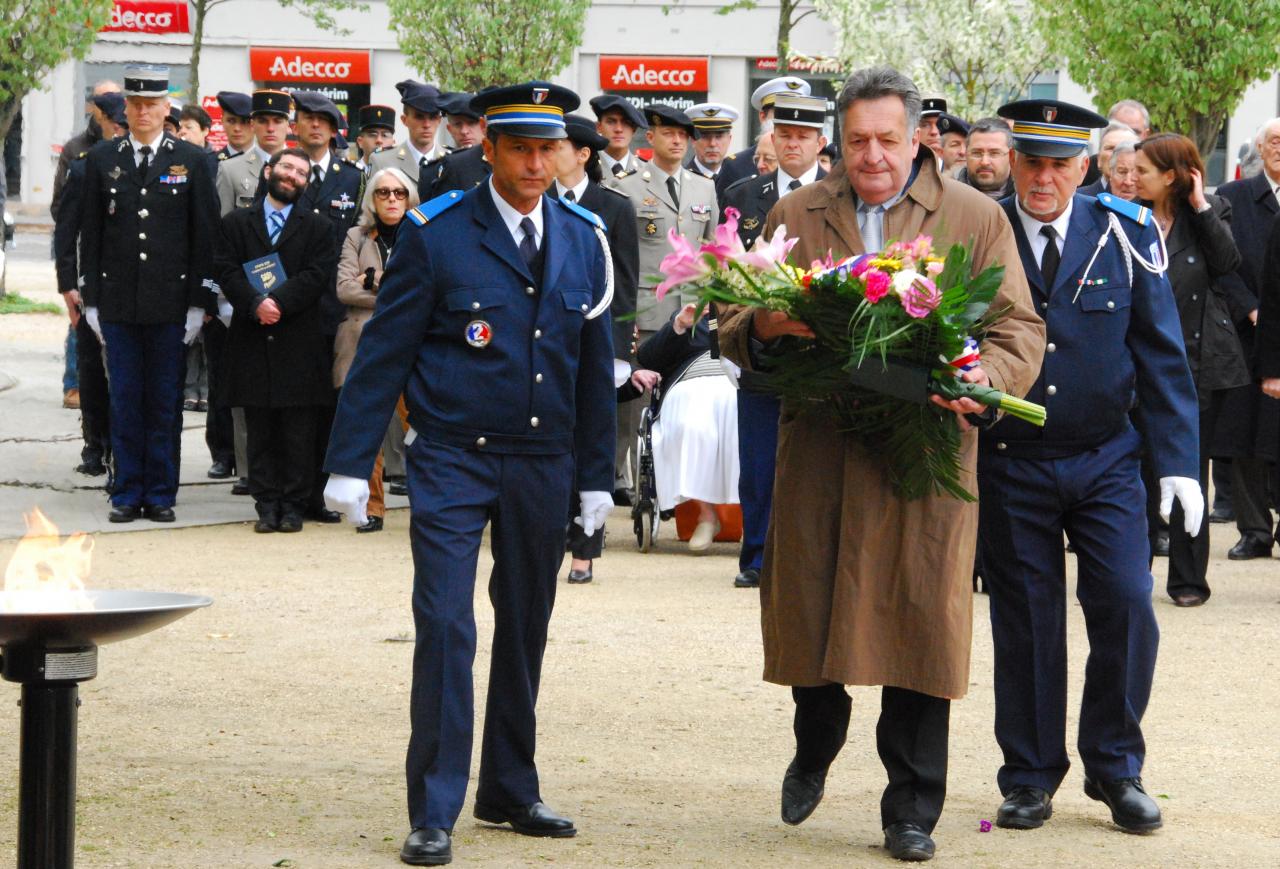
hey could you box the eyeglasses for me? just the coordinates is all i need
[373,188,408,200]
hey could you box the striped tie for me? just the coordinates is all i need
[268,211,285,246]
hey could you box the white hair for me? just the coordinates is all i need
[358,167,419,229]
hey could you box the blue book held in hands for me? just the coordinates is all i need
[242,253,287,294]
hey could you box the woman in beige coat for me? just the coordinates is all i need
[718,67,1045,862]
[334,167,419,532]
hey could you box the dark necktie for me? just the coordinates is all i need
[311,165,323,187]
[788,178,802,191]
[1039,225,1060,289]
[611,161,624,176]
[137,144,152,182]
[519,217,538,269]
[269,211,285,246]
[420,156,430,176]
[666,176,680,209]
[563,188,576,203]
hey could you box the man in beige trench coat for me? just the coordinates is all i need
[718,66,1046,862]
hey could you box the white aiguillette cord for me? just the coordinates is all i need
[1072,212,1169,304]
[585,224,614,320]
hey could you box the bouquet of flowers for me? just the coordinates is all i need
[656,208,1045,501]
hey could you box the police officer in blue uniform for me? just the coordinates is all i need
[80,65,219,523]
[979,99,1203,835]
[323,82,616,867]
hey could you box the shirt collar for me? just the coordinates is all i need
[853,163,917,214]
[405,139,437,164]
[264,198,293,222]
[1014,194,1074,243]
[555,176,590,202]
[777,162,819,196]
[311,151,332,178]
[693,157,719,178]
[254,144,272,164]
[488,177,543,243]
[601,151,631,172]
[129,132,163,153]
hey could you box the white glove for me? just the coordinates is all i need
[85,306,104,343]
[404,427,417,447]
[574,490,613,537]
[1159,476,1204,535]
[324,474,370,527]
[182,306,204,345]
[217,296,234,328]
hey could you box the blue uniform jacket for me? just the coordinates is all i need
[324,184,617,491]
[985,194,1199,479]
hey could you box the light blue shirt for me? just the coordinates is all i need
[264,201,293,239]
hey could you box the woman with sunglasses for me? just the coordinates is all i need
[333,167,420,532]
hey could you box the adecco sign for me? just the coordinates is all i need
[101,1,190,34]
[599,56,709,92]
[249,48,371,84]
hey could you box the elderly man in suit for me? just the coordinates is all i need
[369,80,447,185]
[1214,116,1280,558]
[322,82,615,866]
[79,65,220,523]
[214,147,338,532]
[717,66,1044,862]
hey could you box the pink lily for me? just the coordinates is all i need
[656,228,713,298]
[737,224,799,271]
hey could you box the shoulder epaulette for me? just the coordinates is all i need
[558,197,605,230]
[406,189,465,226]
[601,184,628,198]
[724,174,758,194]
[613,169,636,180]
[1096,192,1152,227]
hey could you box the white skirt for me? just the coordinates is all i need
[651,374,740,511]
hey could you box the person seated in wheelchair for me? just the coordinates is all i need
[637,301,741,551]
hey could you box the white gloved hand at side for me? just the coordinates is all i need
[324,474,370,527]
[574,490,613,537]
[86,306,104,343]
[182,306,204,344]
[1159,476,1204,535]
[217,296,234,328]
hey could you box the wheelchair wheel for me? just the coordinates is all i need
[634,505,655,552]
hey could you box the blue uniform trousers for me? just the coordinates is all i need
[736,390,779,572]
[978,428,1158,795]
[405,438,574,830]
[101,321,184,508]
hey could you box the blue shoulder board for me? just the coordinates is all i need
[406,189,465,227]
[558,197,605,231]
[1096,192,1152,228]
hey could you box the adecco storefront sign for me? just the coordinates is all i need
[249,47,371,84]
[599,56,709,92]
[101,1,190,34]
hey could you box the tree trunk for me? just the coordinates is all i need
[190,0,208,102]
[777,0,793,74]
[1190,112,1223,161]
[0,97,19,145]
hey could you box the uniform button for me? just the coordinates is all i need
[1047,342,1056,352]
[471,302,480,310]
[266,335,274,342]
[1193,331,1201,339]
[525,286,535,295]
[1106,300,1115,309]
[138,233,146,240]
[534,329,542,339]
[530,417,539,428]
[1046,385,1057,396]
[140,188,147,195]
[138,209,149,219]
[1191,294,1198,301]
[996,442,1007,451]
[580,303,588,312]
[313,208,320,213]
[139,252,147,261]
[1187,255,1196,264]
[1040,302,1048,311]
[475,436,486,447]
[535,373,543,383]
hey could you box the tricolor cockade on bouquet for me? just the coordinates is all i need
[656,209,1046,501]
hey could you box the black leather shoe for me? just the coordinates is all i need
[278,514,303,533]
[567,563,593,584]
[883,821,935,861]
[473,801,576,837]
[357,516,384,533]
[231,478,251,495]
[612,487,635,507]
[1208,506,1234,523]
[308,507,342,524]
[207,460,234,479]
[734,568,760,588]
[1083,777,1162,833]
[1227,537,1273,560]
[108,505,141,523]
[400,827,451,865]
[76,456,107,476]
[781,759,827,825]
[1151,533,1169,558]
[996,785,1053,829]
[390,482,409,496]
[143,505,175,522]
[254,518,277,533]
[1172,593,1206,607]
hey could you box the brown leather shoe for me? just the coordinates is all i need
[63,388,80,409]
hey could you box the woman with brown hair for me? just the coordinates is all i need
[1134,132,1245,605]
[333,167,420,533]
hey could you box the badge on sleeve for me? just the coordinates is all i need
[465,320,492,348]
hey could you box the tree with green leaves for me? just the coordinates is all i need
[1035,0,1280,155]
[388,0,589,92]
[0,0,115,141]
[187,0,368,101]
[815,0,1060,118]
[698,1,817,75]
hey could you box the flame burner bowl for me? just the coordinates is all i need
[0,590,211,869]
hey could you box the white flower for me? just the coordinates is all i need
[891,268,924,297]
